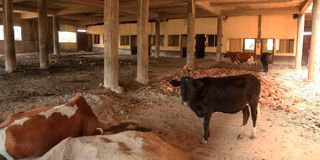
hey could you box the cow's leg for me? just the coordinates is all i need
[237,106,250,140]
[265,63,269,72]
[202,113,212,144]
[249,101,259,139]
[263,63,268,72]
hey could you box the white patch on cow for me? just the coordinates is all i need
[182,102,189,107]
[39,104,78,119]
[247,56,256,65]
[12,117,30,126]
[0,105,78,159]
[201,138,208,144]
[251,127,256,139]
[241,125,246,135]
[0,128,14,160]
[0,117,31,160]
[257,104,261,122]
[238,125,246,139]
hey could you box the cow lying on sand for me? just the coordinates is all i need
[170,74,261,144]
[0,93,101,160]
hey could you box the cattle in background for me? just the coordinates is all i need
[0,93,100,160]
[223,52,257,65]
[260,52,272,72]
[170,74,261,144]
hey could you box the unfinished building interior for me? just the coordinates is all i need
[0,0,320,159]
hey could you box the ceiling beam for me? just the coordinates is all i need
[195,1,220,15]
[0,0,28,4]
[299,0,312,14]
[56,0,103,8]
[56,6,102,16]
[222,7,299,16]
[207,0,301,6]
[11,4,57,14]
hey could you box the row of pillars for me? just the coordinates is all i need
[103,0,222,93]
[295,0,320,82]
[3,0,60,73]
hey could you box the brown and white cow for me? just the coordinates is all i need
[223,52,257,65]
[0,93,100,160]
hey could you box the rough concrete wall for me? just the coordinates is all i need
[59,24,78,52]
[0,19,78,54]
[0,19,38,53]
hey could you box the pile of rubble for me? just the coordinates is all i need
[159,66,290,110]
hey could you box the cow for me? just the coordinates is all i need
[223,52,257,65]
[0,93,101,160]
[260,52,271,72]
[170,74,261,144]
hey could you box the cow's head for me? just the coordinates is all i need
[169,77,203,107]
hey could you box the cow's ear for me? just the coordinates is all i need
[194,80,203,88]
[169,80,181,87]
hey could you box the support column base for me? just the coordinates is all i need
[40,65,49,70]
[104,85,123,94]
[5,68,15,73]
[136,77,148,85]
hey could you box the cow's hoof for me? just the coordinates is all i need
[237,134,244,140]
[201,138,208,144]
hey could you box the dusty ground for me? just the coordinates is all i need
[0,52,319,160]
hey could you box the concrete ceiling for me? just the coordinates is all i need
[0,0,313,26]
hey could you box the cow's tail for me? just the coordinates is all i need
[96,118,120,134]
[96,118,151,134]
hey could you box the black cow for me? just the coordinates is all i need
[260,52,271,72]
[170,74,261,144]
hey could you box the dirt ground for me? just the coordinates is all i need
[0,52,320,160]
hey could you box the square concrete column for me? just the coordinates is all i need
[186,0,196,68]
[295,14,305,70]
[154,19,160,58]
[2,0,16,73]
[53,15,60,55]
[104,0,122,93]
[256,15,262,55]
[38,0,49,69]
[308,0,320,81]
[136,0,149,84]
[216,15,222,62]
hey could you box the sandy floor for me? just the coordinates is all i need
[0,52,319,160]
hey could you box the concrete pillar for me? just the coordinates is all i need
[308,0,320,81]
[53,15,60,55]
[154,19,160,58]
[295,14,305,70]
[216,15,222,62]
[256,15,262,55]
[186,0,196,68]
[2,0,16,73]
[136,0,149,84]
[104,0,122,93]
[38,0,49,69]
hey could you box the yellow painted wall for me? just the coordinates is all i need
[262,15,297,39]
[261,15,298,56]
[86,15,298,56]
[59,24,77,52]
[222,16,258,53]
[87,25,104,48]
[87,18,219,52]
